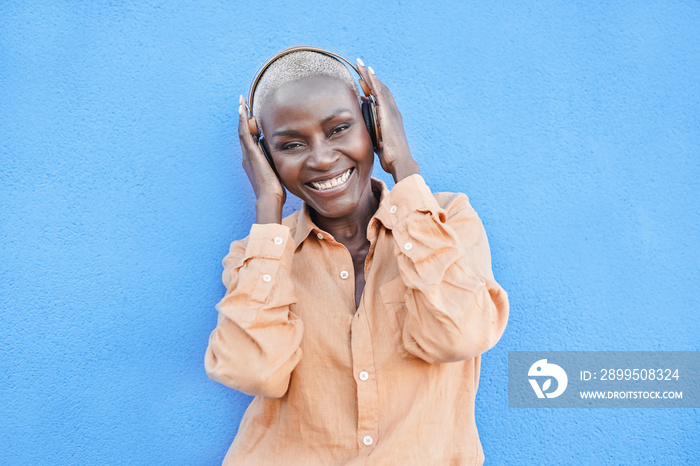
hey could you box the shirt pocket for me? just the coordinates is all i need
[379,276,415,359]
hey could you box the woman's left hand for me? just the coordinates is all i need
[356,59,420,183]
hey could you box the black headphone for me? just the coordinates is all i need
[246,45,381,170]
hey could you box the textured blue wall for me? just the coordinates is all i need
[1,1,698,464]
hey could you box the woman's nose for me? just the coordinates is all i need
[306,140,339,169]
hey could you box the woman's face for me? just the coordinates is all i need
[259,75,375,221]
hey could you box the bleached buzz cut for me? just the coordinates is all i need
[252,50,360,121]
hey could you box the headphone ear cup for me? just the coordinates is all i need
[248,117,260,137]
[259,137,277,174]
[361,100,379,150]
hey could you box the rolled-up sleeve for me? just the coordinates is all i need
[204,223,303,398]
[381,175,509,364]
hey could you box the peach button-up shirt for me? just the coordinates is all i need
[205,174,509,465]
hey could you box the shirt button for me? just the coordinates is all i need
[390,205,397,214]
[359,371,369,381]
[273,236,283,245]
[262,274,272,283]
[363,435,373,446]
[404,242,413,251]
[317,232,324,240]
[340,270,349,280]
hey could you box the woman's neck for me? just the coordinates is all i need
[311,185,379,249]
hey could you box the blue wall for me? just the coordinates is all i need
[1,1,698,464]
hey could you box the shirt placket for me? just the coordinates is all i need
[317,225,381,460]
[350,302,379,458]
[348,249,379,461]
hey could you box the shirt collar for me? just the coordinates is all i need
[292,177,392,247]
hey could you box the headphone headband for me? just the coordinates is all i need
[247,45,372,120]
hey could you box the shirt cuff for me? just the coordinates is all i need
[245,223,293,260]
[379,174,444,228]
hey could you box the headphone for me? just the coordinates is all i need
[246,45,381,170]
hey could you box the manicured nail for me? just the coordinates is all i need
[368,66,375,75]
[239,95,245,104]
[238,104,244,115]
[357,58,365,67]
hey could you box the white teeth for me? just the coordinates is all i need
[309,168,353,191]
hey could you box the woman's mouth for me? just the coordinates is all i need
[307,168,354,191]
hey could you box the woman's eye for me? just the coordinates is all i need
[280,142,303,151]
[330,124,350,136]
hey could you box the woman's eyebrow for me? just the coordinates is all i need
[321,108,353,124]
[272,128,301,137]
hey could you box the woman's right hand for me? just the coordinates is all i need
[238,96,285,224]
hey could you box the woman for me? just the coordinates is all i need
[205,47,509,465]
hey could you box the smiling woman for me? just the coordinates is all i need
[204,46,509,465]
[260,75,376,228]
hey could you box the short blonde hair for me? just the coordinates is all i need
[252,50,360,121]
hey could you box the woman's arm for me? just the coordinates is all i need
[204,223,303,398]
[356,62,508,363]
[381,175,509,364]
[204,98,301,397]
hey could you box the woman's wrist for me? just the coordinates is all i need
[391,159,421,183]
[255,197,283,224]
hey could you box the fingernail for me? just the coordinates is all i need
[239,95,245,104]
[238,104,244,115]
[368,66,375,75]
[357,58,364,67]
